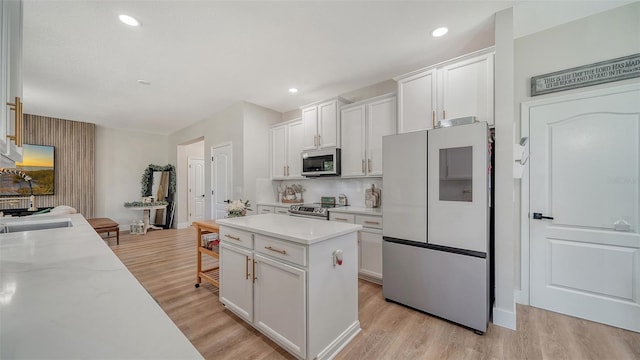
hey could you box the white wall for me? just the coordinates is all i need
[169,102,244,226]
[94,126,169,229]
[513,1,640,301]
[242,102,282,208]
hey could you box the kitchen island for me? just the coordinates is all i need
[0,214,202,359]
[216,214,362,360]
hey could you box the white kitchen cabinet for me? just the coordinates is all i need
[340,94,396,178]
[218,220,359,360]
[271,119,303,179]
[329,211,383,283]
[301,97,350,150]
[257,205,290,216]
[273,206,290,215]
[0,0,23,167]
[254,253,306,358]
[395,49,494,133]
[219,242,254,323]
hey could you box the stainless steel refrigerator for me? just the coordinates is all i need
[382,121,491,334]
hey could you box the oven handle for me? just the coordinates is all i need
[289,213,328,220]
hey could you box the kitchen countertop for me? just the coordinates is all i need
[217,213,361,245]
[0,214,203,359]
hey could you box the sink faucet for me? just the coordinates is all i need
[0,168,37,211]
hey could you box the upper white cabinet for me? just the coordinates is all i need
[271,119,304,179]
[0,0,23,166]
[340,94,396,177]
[301,97,350,150]
[395,49,494,133]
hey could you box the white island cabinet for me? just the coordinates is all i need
[217,214,362,360]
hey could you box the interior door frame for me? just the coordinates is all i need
[518,82,640,306]
[211,142,233,219]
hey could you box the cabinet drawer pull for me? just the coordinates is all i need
[276,210,288,214]
[364,221,380,225]
[334,217,349,221]
[245,256,250,280]
[367,159,372,173]
[224,234,241,241]
[432,111,436,129]
[265,246,287,255]
[362,159,365,174]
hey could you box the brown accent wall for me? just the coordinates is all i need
[22,114,95,217]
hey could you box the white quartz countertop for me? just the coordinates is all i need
[328,206,383,216]
[0,214,203,359]
[217,214,362,245]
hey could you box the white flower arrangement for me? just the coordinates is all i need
[225,199,252,218]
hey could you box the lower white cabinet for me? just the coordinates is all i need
[218,224,359,360]
[254,253,306,358]
[257,205,291,216]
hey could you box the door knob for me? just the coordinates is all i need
[533,212,554,220]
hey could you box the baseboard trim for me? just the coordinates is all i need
[177,222,189,229]
[514,289,529,305]
[492,306,517,330]
[316,321,361,360]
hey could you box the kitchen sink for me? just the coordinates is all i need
[0,218,73,233]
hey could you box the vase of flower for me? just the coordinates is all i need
[225,199,252,218]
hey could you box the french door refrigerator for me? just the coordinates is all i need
[382,121,491,334]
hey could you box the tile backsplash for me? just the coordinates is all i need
[256,177,383,208]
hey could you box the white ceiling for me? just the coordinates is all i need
[22,0,633,134]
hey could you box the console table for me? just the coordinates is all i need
[126,205,167,235]
[193,220,219,288]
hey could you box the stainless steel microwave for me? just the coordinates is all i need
[301,148,341,177]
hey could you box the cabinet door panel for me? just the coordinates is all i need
[254,253,306,359]
[219,243,253,322]
[340,105,366,177]
[302,106,318,150]
[397,69,436,133]
[439,53,494,125]
[359,230,383,280]
[271,125,287,179]
[318,100,339,148]
[287,120,304,177]
[367,96,396,176]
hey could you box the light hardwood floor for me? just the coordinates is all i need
[108,228,640,360]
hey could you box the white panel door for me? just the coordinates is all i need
[367,95,397,176]
[318,100,339,149]
[427,122,488,253]
[271,125,287,179]
[340,105,366,177]
[188,158,205,223]
[301,106,318,150]
[212,143,232,220]
[219,243,253,322]
[529,86,640,333]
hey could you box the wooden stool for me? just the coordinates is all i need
[87,218,120,245]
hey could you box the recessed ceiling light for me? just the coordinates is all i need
[137,80,151,85]
[431,27,448,37]
[288,88,299,94]
[119,14,141,27]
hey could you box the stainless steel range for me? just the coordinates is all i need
[289,203,346,220]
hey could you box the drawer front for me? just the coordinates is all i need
[356,215,383,229]
[257,205,275,214]
[219,226,253,249]
[329,213,355,223]
[274,206,290,216]
[255,234,307,267]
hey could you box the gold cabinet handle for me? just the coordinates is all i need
[334,217,349,222]
[286,165,290,176]
[265,246,287,255]
[443,110,446,119]
[317,134,321,146]
[364,221,380,225]
[6,96,23,147]
[245,255,250,280]
[432,111,436,129]
[314,135,318,147]
[361,160,365,174]
[368,159,372,173]
[252,259,257,283]
[224,234,241,241]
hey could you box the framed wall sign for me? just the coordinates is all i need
[531,53,640,96]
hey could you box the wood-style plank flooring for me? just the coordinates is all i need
[108,228,640,360]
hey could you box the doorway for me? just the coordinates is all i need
[523,84,640,333]
[188,157,205,224]
[212,143,232,220]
